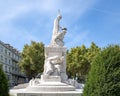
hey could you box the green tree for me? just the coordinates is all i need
[83,45,120,96]
[67,45,88,80]
[0,64,9,96]
[86,42,101,63]
[67,42,100,82]
[19,41,44,77]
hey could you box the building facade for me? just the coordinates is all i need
[0,40,27,88]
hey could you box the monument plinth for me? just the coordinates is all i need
[10,11,82,96]
[44,46,67,82]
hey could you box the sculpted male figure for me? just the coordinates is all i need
[52,12,62,37]
[43,56,64,76]
[51,11,67,47]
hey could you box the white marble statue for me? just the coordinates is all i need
[10,11,83,96]
[50,11,67,47]
[43,55,64,76]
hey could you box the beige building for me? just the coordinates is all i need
[0,40,27,88]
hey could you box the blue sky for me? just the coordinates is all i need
[0,0,120,51]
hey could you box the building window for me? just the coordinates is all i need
[12,67,14,73]
[5,49,7,55]
[5,58,7,64]
[9,59,11,64]
[5,66,7,72]
[9,52,11,57]
[0,55,3,61]
[0,46,3,52]
[9,67,11,73]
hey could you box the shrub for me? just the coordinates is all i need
[83,45,120,96]
[0,64,9,96]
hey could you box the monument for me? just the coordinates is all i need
[10,11,83,96]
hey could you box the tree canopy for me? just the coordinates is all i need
[83,45,120,96]
[19,41,44,77]
[67,42,100,82]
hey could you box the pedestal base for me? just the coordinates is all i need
[41,75,61,82]
[26,77,75,92]
[10,89,82,96]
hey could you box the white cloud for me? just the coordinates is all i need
[0,0,97,22]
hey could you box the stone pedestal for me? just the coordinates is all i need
[9,46,83,96]
[44,46,68,82]
[10,89,83,96]
[41,75,61,82]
